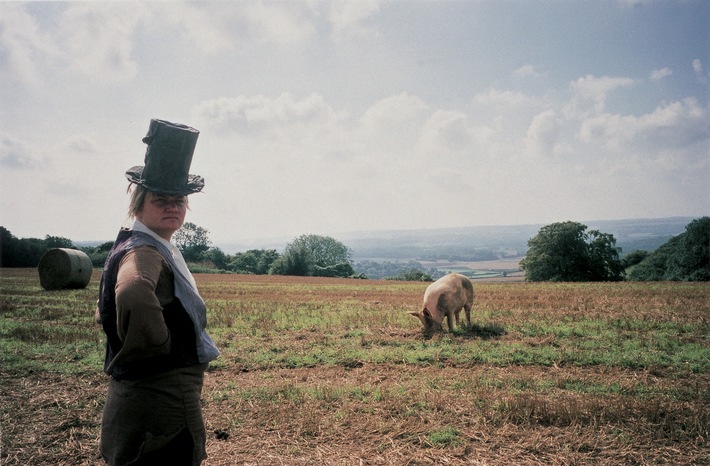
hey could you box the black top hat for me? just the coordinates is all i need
[125,119,205,195]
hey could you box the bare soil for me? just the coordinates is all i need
[2,356,708,465]
[1,270,708,465]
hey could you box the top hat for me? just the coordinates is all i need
[125,119,205,195]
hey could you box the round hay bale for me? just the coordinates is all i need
[38,248,93,290]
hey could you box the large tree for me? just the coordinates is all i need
[173,222,211,262]
[270,234,355,277]
[586,229,626,281]
[520,221,624,282]
[229,249,280,275]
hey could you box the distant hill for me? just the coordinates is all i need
[218,217,697,260]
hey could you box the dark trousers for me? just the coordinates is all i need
[101,365,208,466]
[128,427,194,466]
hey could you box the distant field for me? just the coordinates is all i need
[1,269,708,465]
[420,258,524,281]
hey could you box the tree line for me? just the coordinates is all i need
[625,217,709,281]
[520,217,709,282]
[0,227,82,267]
[0,225,364,279]
[1,217,707,281]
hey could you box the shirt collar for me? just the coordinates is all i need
[132,219,176,250]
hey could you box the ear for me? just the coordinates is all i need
[409,311,420,318]
[423,308,432,318]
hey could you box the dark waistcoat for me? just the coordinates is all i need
[99,228,219,380]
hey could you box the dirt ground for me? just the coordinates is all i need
[2,362,708,465]
[1,270,707,465]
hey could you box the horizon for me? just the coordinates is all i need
[4,215,699,254]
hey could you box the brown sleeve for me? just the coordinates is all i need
[114,246,173,363]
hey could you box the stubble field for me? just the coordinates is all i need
[1,269,709,465]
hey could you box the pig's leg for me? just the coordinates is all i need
[464,303,472,327]
[447,311,456,332]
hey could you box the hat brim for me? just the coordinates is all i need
[125,166,204,195]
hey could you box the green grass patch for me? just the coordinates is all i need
[1,271,708,376]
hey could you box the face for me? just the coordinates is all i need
[136,192,187,240]
[410,308,441,334]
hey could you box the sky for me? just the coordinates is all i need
[1,0,708,248]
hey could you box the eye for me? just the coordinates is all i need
[152,197,186,208]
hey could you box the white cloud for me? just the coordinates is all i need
[473,88,541,110]
[358,93,429,161]
[693,59,708,83]
[471,88,546,138]
[692,59,702,75]
[0,4,61,84]
[360,93,428,128]
[0,3,151,84]
[328,0,381,39]
[513,65,543,79]
[578,97,710,151]
[243,2,317,45]
[650,67,672,81]
[418,110,474,158]
[194,93,342,133]
[162,4,235,53]
[565,75,635,116]
[59,3,147,81]
[471,88,549,152]
[525,110,562,157]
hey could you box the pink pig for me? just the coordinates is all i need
[410,273,473,334]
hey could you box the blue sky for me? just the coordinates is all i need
[1,0,708,247]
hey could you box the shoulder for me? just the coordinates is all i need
[119,246,171,280]
[121,244,165,263]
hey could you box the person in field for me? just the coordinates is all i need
[96,119,219,466]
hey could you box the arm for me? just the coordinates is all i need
[114,246,173,362]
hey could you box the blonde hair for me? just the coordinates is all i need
[127,184,149,219]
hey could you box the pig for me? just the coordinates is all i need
[410,273,473,334]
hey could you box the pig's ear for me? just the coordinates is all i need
[409,311,420,318]
[423,308,432,318]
